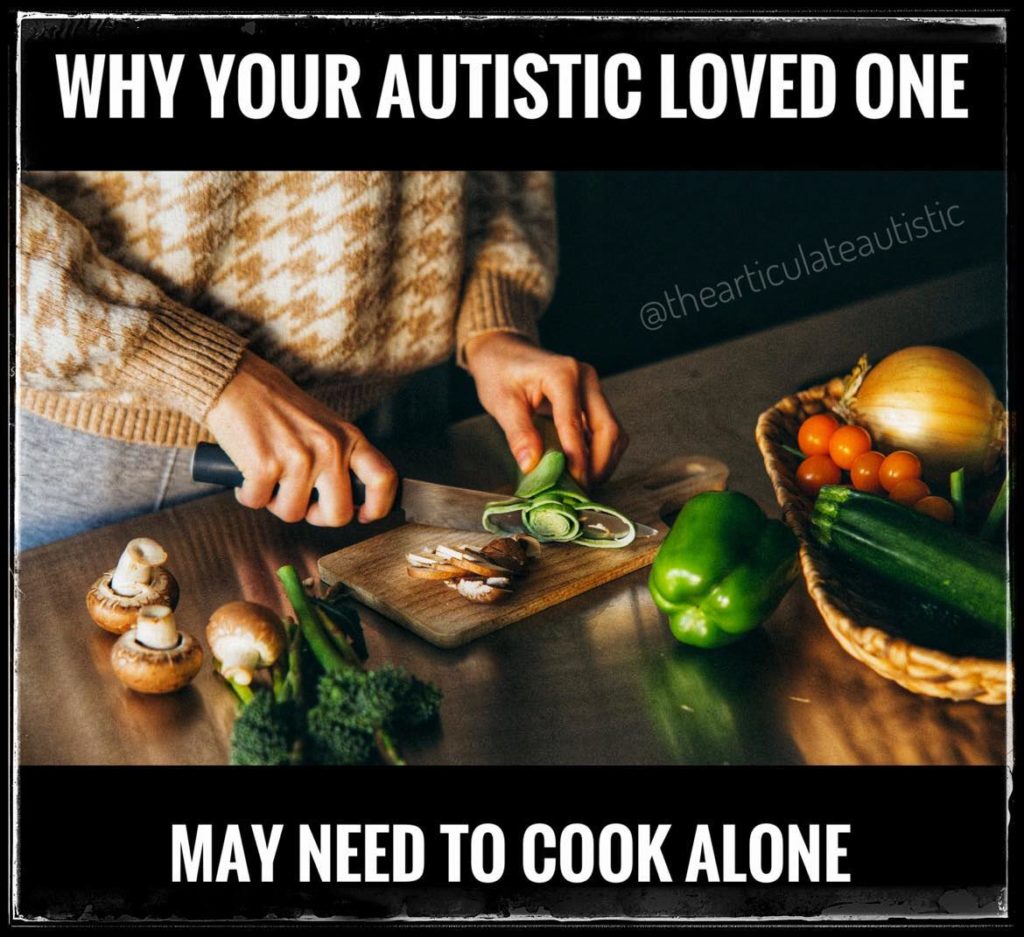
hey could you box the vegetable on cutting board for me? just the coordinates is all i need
[648,491,799,649]
[406,535,540,604]
[482,449,637,548]
[834,346,1006,484]
[811,485,1008,635]
[86,538,180,634]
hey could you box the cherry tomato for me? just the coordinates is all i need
[889,478,931,506]
[849,450,886,493]
[878,450,923,493]
[798,413,840,456]
[796,454,842,497]
[828,424,873,470]
[914,495,955,524]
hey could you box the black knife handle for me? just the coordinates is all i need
[191,443,367,505]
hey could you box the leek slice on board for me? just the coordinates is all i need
[481,450,636,548]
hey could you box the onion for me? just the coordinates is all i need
[836,346,1006,484]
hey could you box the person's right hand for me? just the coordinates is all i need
[205,351,398,526]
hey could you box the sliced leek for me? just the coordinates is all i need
[482,450,636,548]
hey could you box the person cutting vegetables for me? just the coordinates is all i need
[16,172,627,550]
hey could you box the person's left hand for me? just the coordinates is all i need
[464,332,629,488]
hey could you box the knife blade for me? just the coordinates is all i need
[191,443,657,537]
[191,443,510,532]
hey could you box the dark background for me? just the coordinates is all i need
[19,17,1005,171]
[17,765,1007,919]
[449,169,1006,418]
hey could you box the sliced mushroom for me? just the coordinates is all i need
[110,605,203,694]
[477,537,531,574]
[406,551,465,579]
[407,537,537,604]
[407,564,465,580]
[407,552,439,568]
[206,601,286,686]
[86,538,180,634]
[485,576,513,588]
[453,578,513,604]
[433,545,511,578]
[458,545,525,576]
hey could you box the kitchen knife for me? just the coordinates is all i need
[192,442,510,531]
[191,443,657,537]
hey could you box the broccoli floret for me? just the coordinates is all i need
[304,667,441,765]
[305,671,379,764]
[230,691,302,766]
[305,712,378,765]
[368,665,443,730]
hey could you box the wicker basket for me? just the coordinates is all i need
[756,376,1010,705]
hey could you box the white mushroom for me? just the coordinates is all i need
[136,602,180,650]
[110,605,203,694]
[86,538,179,634]
[205,601,286,686]
[111,539,167,595]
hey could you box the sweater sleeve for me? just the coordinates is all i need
[17,184,248,422]
[455,171,558,367]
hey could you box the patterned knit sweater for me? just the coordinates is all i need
[18,171,557,447]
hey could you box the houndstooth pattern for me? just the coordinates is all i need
[18,171,557,447]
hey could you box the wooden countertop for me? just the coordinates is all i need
[15,264,1008,765]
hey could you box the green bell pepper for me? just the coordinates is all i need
[648,490,799,648]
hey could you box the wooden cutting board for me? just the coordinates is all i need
[318,455,729,648]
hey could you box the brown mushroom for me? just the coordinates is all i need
[476,537,532,574]
[110,605,203,694]
[511,534,542,558]
[205,601,286,686]
[86,538,179,634]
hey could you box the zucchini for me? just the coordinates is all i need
[811,486,1008,634]
[832,561,1006,659]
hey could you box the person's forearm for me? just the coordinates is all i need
[455,171,558,366]
[17,184,247,421]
